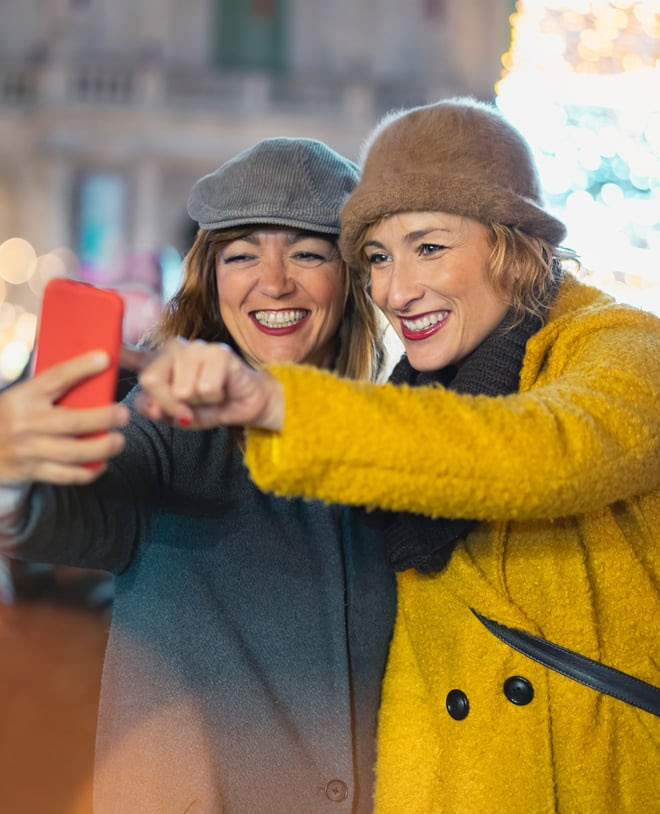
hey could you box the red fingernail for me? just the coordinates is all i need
[178,416,191,427]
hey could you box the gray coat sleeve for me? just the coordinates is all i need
[0,388,175,574]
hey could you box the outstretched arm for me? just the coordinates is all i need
[244,312,660,521]
[135,306,660,522]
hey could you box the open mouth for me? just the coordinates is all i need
[400,310,449,340]
[251,309,310,332]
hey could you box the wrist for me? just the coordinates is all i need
[259,374,285,431]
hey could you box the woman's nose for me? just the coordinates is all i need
[258,258,296,297]
[379,259,424,312]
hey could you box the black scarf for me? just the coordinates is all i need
[359,302,547,574]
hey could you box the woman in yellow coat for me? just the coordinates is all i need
[135,98,660,813]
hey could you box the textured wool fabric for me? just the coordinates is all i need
[188,137,359,234]
[340,96,566,267]
[363,300,545,573]
[246,274,659,520]
[245,273,660,813]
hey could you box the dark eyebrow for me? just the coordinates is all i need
[365,228,452,250]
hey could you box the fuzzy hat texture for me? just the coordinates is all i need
[339,97,566,266]
[188,137,359,236]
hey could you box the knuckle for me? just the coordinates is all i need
[197,377,217,396]
[138,368,157,388]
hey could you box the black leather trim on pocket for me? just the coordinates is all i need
[471,609,660,717]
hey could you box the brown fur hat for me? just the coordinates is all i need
[340,97,566,266]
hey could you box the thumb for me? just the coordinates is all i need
[30,350,112,402]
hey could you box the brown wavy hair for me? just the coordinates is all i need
[149,226,385,381]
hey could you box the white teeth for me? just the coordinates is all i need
[253,309,308,328]
[402,311,448,332]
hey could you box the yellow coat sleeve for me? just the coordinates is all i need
[245,289,660,522]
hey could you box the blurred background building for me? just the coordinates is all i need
[0,6,658,810]
[0,0,658,385]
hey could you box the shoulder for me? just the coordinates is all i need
[548,272,660,331]
[521,273,660,388]
[540,272,659,349]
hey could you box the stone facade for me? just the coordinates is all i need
[0,0,513,341]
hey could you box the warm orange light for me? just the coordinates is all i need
[0,237,37,285]
[501,1,660,81]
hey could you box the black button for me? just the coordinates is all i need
[503,675,534,705]
[446,689,470,720]
[325,779,348,802]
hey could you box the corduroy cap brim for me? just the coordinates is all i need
[188,137,359,235]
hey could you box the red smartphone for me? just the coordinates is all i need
[33,278,124,409]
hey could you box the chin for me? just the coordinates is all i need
[405,350,447,373]
[265,350,310,366]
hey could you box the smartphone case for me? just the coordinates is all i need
[33,278,124,409]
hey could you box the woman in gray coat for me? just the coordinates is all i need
[0,137,396,813]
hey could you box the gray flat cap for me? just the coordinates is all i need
[187,137,359,235]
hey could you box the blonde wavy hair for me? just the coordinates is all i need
[487,224,560,325]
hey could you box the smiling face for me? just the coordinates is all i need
[216,227,346,369]
[364,212,512,371]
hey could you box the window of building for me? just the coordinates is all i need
[212,0,286,70]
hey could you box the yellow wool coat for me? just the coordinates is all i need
[245,274,660,813]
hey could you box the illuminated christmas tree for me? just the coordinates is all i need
[496,0,660,313]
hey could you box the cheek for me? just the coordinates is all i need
[217,293,243,333]
[314,269,346,318]
[215,270,229,305]
[218,300,232,326]
[216,271,246,321]
[467,286,509,340]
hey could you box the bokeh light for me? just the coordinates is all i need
[0,235,174,383]
[498,0,660,314]
[0,237,37,286]
[14,311,37,345]
[0,338,31,382]
[0,301,17,332]
[27,252,69,297]
[0,237,73,384]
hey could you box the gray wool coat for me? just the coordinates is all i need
[3,390,396,813]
